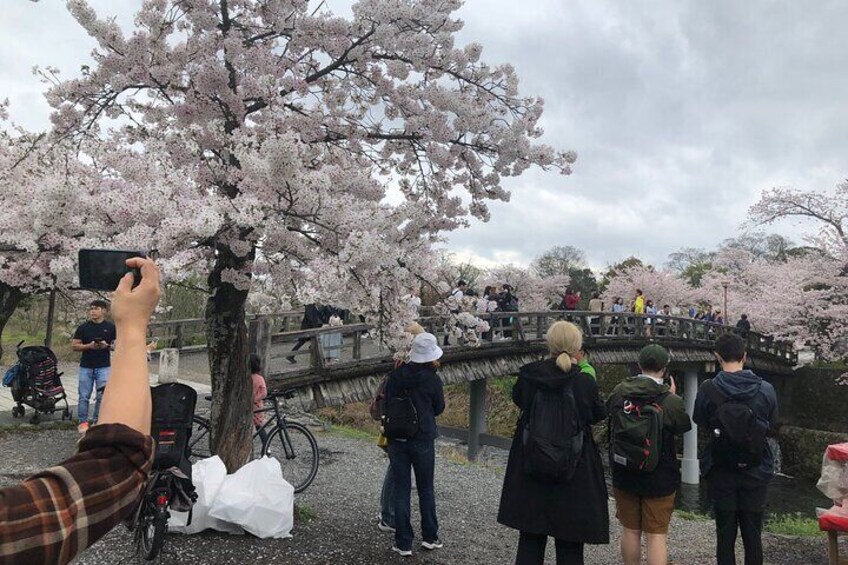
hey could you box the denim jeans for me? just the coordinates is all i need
[380,461,395,527]
[388,437,438,550]
[78,366,110,423]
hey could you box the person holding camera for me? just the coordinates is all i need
[0,257,159,564]
[71,299,117,433]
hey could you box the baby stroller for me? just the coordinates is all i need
[128,383,198,560]
[2,341,70,425]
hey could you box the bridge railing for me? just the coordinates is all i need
[149,309,797,374]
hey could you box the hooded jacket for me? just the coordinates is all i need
[607,375,692,497]
[384,362,445,441]
[693,369,779,482]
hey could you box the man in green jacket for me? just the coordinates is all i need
[607,344,692,565]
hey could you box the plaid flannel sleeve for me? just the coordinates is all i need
[0,423,153,565]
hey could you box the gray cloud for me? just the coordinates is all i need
[2,0,846,270]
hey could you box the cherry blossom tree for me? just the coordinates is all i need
[750,183,848,254]
[601,264,697,312]
[44,0,573,470]
[483,264,569,311]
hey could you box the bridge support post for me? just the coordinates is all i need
[468,379,487,461]
[682,368,700,485]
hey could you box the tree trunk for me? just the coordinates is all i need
[205,242,255,472]
[0,282,25,363]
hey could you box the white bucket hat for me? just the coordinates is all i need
[408,332,443,364]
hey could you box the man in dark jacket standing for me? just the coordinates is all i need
[694,334,779,565]
[607,344,692,565]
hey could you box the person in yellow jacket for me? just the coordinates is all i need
[633,289,645,314]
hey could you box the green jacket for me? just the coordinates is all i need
[607,375,692,497]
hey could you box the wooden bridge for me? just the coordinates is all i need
[149,310,796,484]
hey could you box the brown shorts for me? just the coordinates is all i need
[613,487,677,534]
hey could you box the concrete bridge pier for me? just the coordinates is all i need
[467,379,487,461]
[682,367,700,485]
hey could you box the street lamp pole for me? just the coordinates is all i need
[721,281,729,325]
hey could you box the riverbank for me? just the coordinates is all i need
[0,426,834,564]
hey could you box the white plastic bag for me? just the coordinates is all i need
[169,456,244,535]
[209,456,294,539]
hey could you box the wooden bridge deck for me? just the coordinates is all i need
[149,311,796,410]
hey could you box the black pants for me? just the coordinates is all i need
[714,509,764,565]
[708,468,769,565]
[515,532,583,565]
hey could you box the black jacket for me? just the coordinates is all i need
[607,376,692,497]
[497,359,609,544]
[694,369,779,482]
[300,304,326,330]
[384,363,445,441]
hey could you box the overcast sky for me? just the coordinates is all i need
[2,0,846,271]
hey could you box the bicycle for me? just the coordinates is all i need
[189,388,319,493]
[129,383,197,561]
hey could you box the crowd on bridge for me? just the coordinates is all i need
[439,280,754,346]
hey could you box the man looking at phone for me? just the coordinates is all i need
[71,300,117,433]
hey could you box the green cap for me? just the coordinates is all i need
[638,344,670,370]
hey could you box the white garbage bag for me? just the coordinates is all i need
[169,456,244,535]
[209,456,294,539]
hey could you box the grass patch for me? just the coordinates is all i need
[765,513,822,537]
[328,424,377,441]
[294,504,317,523]
[675,510,711,522]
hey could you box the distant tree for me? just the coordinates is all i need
[666,247,714,287]
[720,232,795,263]
[599,256,645,292]
[531,245,586,278]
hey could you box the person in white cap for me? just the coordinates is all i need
[383,332,446,557]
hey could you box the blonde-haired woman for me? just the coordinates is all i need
[498,321,609,564]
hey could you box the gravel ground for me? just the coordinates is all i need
[0,427,835,564]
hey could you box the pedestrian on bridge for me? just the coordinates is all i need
[498,321,609,564]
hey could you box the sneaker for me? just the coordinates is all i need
[377,520,395,533]
[422,539,443,550]
[77,422,89,434]
[392,546,412,557]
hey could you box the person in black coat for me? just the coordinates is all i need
[286,303,328,363]
[498,321,609,565]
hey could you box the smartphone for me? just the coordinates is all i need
[78,249,146,291]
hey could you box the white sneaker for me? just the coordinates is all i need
[422,539,443,550]
[377,520,395,533]
[392,546,412,557]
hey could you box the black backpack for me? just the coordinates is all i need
[151,383,198,473]
[381,371,419,439]
[609,392,668,473]
[521,381,584,483]
[703,380,768,470]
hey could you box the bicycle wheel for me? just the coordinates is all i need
[263,422,319,493]
[189,415,212,461]
[139,502,168,560]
